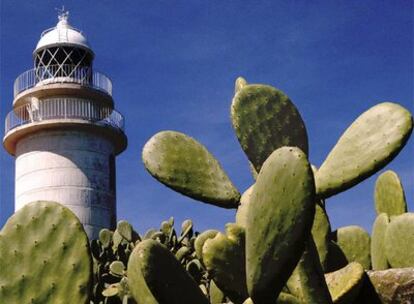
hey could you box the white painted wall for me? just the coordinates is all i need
[15,129,116,239]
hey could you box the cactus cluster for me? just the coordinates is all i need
[138,77,413,303]
[370,170,414,272]
[91,216,209,304]
[1,77,413,304]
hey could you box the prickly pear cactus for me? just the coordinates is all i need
[127,239,208,304]
[142,130,240,208]
[202,223,248,304]
[315,102,413,198]
[297,237,333,304]
[374,170,407,216]
[325,262,365,304]
[235,184,254,228]
[235,76,248,94]
[333,225,371,270]
[311,202,331,271]
[245,147,315,303]
[231,82,308,172]
[209,280,226,304]
[194,229,219,262]
[371,213,390,270]
[0,201,92,304]
[242,293,301,304]
[126,256,158,304]
[384,213,414,268]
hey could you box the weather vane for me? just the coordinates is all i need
[56,5,69,21]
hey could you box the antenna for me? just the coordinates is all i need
[56,6,69,21]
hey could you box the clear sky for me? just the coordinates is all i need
[1,1,413,235]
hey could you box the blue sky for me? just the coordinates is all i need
[1,1,413,235]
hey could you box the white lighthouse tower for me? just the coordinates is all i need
[3,10,127,239]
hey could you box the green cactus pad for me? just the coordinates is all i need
[249,162,259,180]
[209,280,226,304]
[235,76,248,94]
[231,84,308,172]
[315,102,413,198]
[374,170,407,216]
[245,147,315,303]
[334,225,371,270]
[371,213,390,270]
[127,253,158,304]
[297,237,333,303]
[236,184,254,228]
[311,202,331,271]
[325,262,365,304]
[99,228,113,248]
[142,130,240,208]
[0,201,92,304]
[286,268,303,301]
[116,220,133,241]
[194,229,219,262]
[384,213,414,268]
[202,223,248,303]
[242,293,301,304]
[109,261,125,277]
[127,239,208,304]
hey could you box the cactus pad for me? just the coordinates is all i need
[334,225,371,270]
[311,202,331,271]
[142,130,240,208]
[127,239,208,304]
[245,147,315,303]
[231,84,308,172]
[325,262,365,304]
[194,229,219,262]
[0,201,92,304]
[371,213,390,270]
[297,237,333,303]
[236,184,254,228]
[209,280,226,304]
[202,223,248,303]
[242,293,301,304]
[235,76,248,94]
[127,254,158,304]
[374,170,407,216]
[384,213,414,268]
[315,102,413,198]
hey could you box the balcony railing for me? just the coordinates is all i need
[5,98,124,135]
[13,65,112,97]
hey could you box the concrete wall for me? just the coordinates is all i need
[15,129,116,239]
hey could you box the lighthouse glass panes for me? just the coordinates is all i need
[34,46,93,83]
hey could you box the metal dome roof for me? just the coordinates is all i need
[34,11,93,53]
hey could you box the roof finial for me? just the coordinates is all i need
[56,6,69,22]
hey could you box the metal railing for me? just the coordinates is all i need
[5,98,124,134]
[13,65,112,97]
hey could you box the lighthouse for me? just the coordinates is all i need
[3,10,127,239]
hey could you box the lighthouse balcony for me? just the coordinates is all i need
[5,97,124,132]
[4,97,126,155]
[13,65,112,98]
